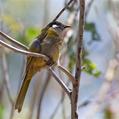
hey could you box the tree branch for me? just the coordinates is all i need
[49,67,71,98]
[0,31,28,50]
[71,0,85,119]
[50,69,70,119]
[0,39,49,61]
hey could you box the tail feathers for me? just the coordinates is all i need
[15,75,31,113]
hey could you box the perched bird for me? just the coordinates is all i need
[15,21,70,112]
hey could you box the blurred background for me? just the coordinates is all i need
[0,0,119,119]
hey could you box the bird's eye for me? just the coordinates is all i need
[52,24,58,28]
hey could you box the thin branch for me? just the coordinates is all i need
[50,68,70,119]
[71,0,85,119]
[49,67,71,98]
[75,1,85,80]
[0,39,49,61]
[0,31,28,50]
[52,0,75,22]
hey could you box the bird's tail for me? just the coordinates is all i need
[15,73,31,113]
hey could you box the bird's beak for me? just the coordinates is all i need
[64,25,71,29]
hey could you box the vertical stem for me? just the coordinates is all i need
[71,0,85,119]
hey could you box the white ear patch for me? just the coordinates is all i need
[52,24,58,28]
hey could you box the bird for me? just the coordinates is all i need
[15,21,70,112]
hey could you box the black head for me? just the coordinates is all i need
[47,21,70,31]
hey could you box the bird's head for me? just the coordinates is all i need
[47,21,70,34]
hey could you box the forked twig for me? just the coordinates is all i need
[0,39,49,61]
[0,31,28,50]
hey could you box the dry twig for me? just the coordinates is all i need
[71,0,85,119]
[0,38,49,60]
[0,31,28,50]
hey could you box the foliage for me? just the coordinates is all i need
[85,22,101,44]
[82,58,101,77]
[67,36,101,77]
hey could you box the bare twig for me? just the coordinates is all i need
[0,39,49,61]
[49,67,71,98]
[0,31,28,50]
[71,0,85,119]
[50,67,70,119]
[37,72,51,119]
[52,0,75,22]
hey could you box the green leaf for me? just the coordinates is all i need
[85,22,101,42]
[25,27,40,40]
[83,58,101,77]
